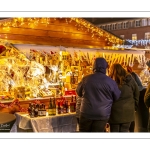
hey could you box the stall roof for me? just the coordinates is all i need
[0,18,123,49]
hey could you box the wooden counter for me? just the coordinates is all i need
[0,96,72,114]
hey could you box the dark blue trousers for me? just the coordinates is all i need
[79,114,108,132]
[110,122,131,132]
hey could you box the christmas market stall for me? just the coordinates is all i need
[0,18,147,132]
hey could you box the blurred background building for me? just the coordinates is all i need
[85,18,150,50]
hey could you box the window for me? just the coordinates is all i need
[142,19,147,26]
[123,22,128,29]
[145,32,150,40]
[135,20,141,27]
[107,24,111,30]
[148,18,150,25]
[115,24,117,30]
[112,24,114,30]
[112,24,116,30]
[123,22,126,28]
[129,21,133,28]
[132,34,137,40]
[120,35,124,39]
[105,25,107,29]
[118,23,122,29]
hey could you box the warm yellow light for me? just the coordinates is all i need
[18,18,24,22]
[29,23,35,28]
[2,27,10,31]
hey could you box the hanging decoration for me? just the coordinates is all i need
[126,39,150,46]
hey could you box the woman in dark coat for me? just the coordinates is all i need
[126,66,144,92]
[109,63,139,132]
[126,65,144,132]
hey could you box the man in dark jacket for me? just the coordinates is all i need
[76,57,121,132]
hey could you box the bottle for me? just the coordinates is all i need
[40,103,43,116]
[48,98,53,116]
[43,104,46,116]
[71,72,77,89]
[33,103,35,109]
[34,104,39,117]
[70,96,75,113]
[71,72,76,84]
[57,101,61,114]
[60,99,64,114]
[52,97,56,115]
[30,103,35,118]
[65,100,69,113]
[59,81,63,96]
[63,99,67,113]
[28,102,32,115]
[38,104,42,116]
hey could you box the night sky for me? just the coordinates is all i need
[84,18,139,24]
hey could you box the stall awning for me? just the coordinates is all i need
[0,18,123,49]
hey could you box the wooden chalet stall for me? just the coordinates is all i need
[0,18,146,118]
[0,17,122,114]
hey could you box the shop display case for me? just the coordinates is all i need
[0,42,146,102]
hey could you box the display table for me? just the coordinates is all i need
[11,112,77,132]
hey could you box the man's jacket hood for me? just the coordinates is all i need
[93,57,108,74]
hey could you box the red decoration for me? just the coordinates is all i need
[32,100,41,104]
[0,45,6,54]
[64,90,76,96]
[50,51,54,54]
[0,99,41,112]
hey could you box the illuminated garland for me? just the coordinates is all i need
[126,39,150,46]
[0,17,123,46]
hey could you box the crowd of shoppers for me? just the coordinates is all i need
[75,57,144,132]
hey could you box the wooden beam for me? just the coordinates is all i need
[0,34,105,48]
[0,27,105,41]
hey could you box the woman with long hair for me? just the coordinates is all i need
[108,63,139,132]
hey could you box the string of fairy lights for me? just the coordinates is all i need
[126,39,150,46]
[0,17,123,47]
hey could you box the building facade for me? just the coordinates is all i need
[96,18,150,49]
